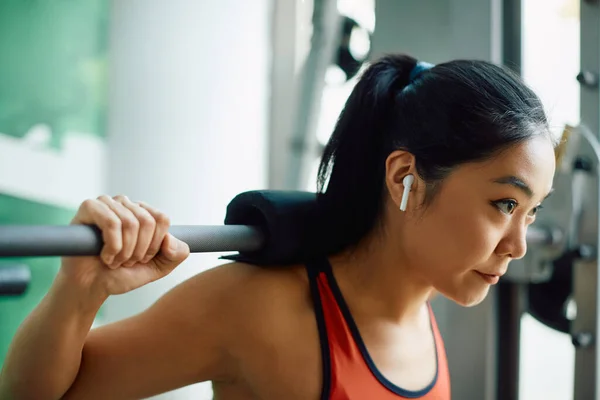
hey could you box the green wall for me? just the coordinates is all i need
[0,0,109,146]
[0,0,109,365]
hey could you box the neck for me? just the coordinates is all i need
[328,232,433,325]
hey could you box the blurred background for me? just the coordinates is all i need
[0,0,585,399]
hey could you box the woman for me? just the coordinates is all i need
[0,53,557,399]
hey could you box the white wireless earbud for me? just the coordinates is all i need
[399,174,414,212]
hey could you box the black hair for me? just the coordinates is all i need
[316,53,555,255]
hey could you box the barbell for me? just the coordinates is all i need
[0,190,562,262]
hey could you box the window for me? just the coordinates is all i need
[520,1,579,399]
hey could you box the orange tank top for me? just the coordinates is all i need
[305,258,451,400]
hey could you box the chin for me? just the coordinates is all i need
[453,293,489,307]
[438,285,491,308]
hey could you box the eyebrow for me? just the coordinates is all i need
[492,175,553,200]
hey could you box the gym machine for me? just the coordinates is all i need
[0,264,29,298]
[494,0,600,398]
[499,123,600,400]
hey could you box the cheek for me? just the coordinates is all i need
[407,201,499,274]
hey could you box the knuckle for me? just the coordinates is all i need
[121,216,139,231]
[80,198,96,210]
[106,240,123,255]
[155,212,170,226]
[97,194,112,202]
[137,212,155,229]
[113,194,128,203]
[105,216,122,230]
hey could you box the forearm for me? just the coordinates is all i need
[0,271,108,400]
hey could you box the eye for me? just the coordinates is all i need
[529,204,543,217]
[493,199,518,215]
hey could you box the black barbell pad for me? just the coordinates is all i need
[221,190,326,265]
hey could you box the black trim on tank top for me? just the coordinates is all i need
[305,259,332,400]
[321,258,439,399]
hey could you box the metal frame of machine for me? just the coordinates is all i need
[572,2,600,397]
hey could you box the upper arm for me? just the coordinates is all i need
[62,263,241,400]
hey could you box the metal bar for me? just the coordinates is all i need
[573,0,600,398]
[284,0,341,190]
[0,225,265,257]
[0,264,31,296]
[572,257,599,400]
[496,281,525,400]
[267,0,298,190]
[502,0,521,74]
[498,2,523,398]
[570,149,600,400]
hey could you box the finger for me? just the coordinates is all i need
[136,201,171,264]
[97,195,139,268]
[73,199,122,266]
[153,233,190,273]
[114,195,156,267]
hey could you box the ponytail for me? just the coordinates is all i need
[316,54,419,254]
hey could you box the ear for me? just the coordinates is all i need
[385,150,422,209]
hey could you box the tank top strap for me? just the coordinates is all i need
[305,258,332,400]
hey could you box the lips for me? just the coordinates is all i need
[475,271,501,285]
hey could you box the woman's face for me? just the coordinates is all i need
[401,136,556,307]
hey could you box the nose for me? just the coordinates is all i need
[496,223,528,260]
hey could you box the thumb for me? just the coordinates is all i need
[154,234,190,268]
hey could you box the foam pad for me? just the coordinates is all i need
[221,190,325,265]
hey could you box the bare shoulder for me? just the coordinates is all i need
[203,261,322,397]
[169,260,314,350]
[198,261,313,334]
[138,260,312,342]
[154,260,310,310]
[184,261,320,389]
[178,260,310,312]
